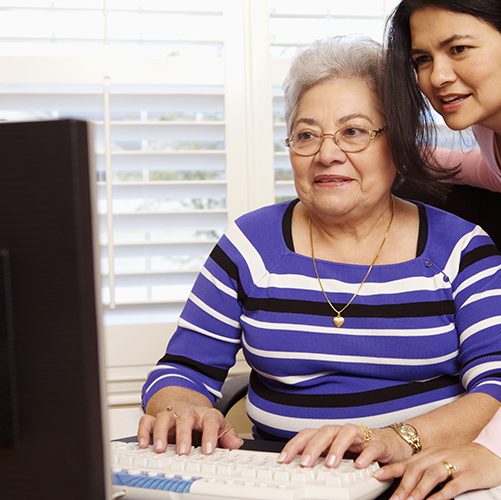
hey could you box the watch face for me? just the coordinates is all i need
[400,424,416,438]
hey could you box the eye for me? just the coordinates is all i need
[412,54,432,67]
[295,130,319,142]
[451,45,468,55]
[340,126,367,139]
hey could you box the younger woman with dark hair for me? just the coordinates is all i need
[377,2,501,498]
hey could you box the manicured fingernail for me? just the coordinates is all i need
[177,442,189,455]
[139,437,147,448]
[373,469,383,479]
[325,454,337,468]
[356,457,369,468]
[300,454,312,467]
[154,440,164,452]
[203,442,214,455]
[277,451,287,463]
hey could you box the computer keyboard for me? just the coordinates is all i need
[110,441,392,500]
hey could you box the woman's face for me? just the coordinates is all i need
[410,7,501,132]
[290,78,395,220]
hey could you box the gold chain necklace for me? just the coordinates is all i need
[309,196,394,328]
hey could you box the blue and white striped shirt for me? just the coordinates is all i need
[142,199,501,440]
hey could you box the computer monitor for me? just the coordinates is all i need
[0,119,111,499]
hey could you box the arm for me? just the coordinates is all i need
[279,392,500,469]
[138,227,247,454]
[432,147,501,192]
[281,226,501,469]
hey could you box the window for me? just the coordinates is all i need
[0,0,401,404]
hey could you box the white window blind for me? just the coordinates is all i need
[0,0,402,404]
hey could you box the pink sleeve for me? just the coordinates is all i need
[474,408,501,458]
[432,147,501,193]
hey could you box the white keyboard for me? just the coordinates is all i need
[110,441,392,500]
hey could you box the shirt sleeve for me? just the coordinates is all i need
[474,408,501,458]
[141,233,245,412]
[432,147,501,193]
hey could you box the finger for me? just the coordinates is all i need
[278,429,318,464]
[152,411,177,453]
[175,409,197,455]
[373,462,407,481]
[325,424,364,468]
[299,426,341,468]
[219,429,244,450]
[137,414,155,448]
[200,410,227,455]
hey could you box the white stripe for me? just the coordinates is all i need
[241,315,455,338]
[200,266,238,299]
[245,395,462,432]
[144,373,196,396]
[475,380,501,390]
[252,366,334,386]
[227,222,451,296]
[454,264,501,298]
[462,361,501,389]
[242,332,458,367]
[460,289,501,309]
[189,292,242,329]
[459,316,501,344]
[178,318,241,344]
[443,226,487,282]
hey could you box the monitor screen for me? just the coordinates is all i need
[0,119,111,500]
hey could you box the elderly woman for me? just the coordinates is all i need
[138,36,501,471]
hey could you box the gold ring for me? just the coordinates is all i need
[442,461,456,478]
[358,424,372,443]
[165,406,179,418]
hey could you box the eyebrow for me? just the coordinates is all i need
[293,113,375,130]
[411,34,475,55]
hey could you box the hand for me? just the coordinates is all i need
[278,424,411,469]
[373,443,501,500]
[137,405,243,456]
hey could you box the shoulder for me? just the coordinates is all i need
[219,199,296,261]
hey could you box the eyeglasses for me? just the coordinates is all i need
[285,125,387,156]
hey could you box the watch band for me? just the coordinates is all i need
[388,422,422,454]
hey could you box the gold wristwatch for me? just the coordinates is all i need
[388,422,422,454]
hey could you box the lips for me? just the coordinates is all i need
[437,93,471,110]
[314,175,351,184]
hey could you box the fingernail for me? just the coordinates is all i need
[300,454,312,467]
[356,457,369,468]
[373,469,383,479]
[139,437,147,448]
[325,454,337,468]
[203,442,214,455]
[177,442,189,455]
[154,440,164,453]
[277,451,287,463]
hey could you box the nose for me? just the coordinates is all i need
[429,56,457,88]
[316,134,346,164]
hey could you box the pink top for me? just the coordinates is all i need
[474,408,501,458]
[433,124,501,192]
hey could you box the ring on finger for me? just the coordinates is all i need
[358,424,372,444]
[442,461,456,479]
[165,406,179,419]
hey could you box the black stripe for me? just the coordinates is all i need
[157,354,228,383]
[208,244,247,303]
[244,297,455,319]
[416,203,427,257]
[282,198,299,252]
[459,245,500,273]
[463,351,501,368]
[210,244,239,282]
[249,370,460,408]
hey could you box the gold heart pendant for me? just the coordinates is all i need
[333,316,345,328]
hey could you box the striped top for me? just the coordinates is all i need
[142,199,501,440]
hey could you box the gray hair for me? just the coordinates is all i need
[283,35,385,135]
